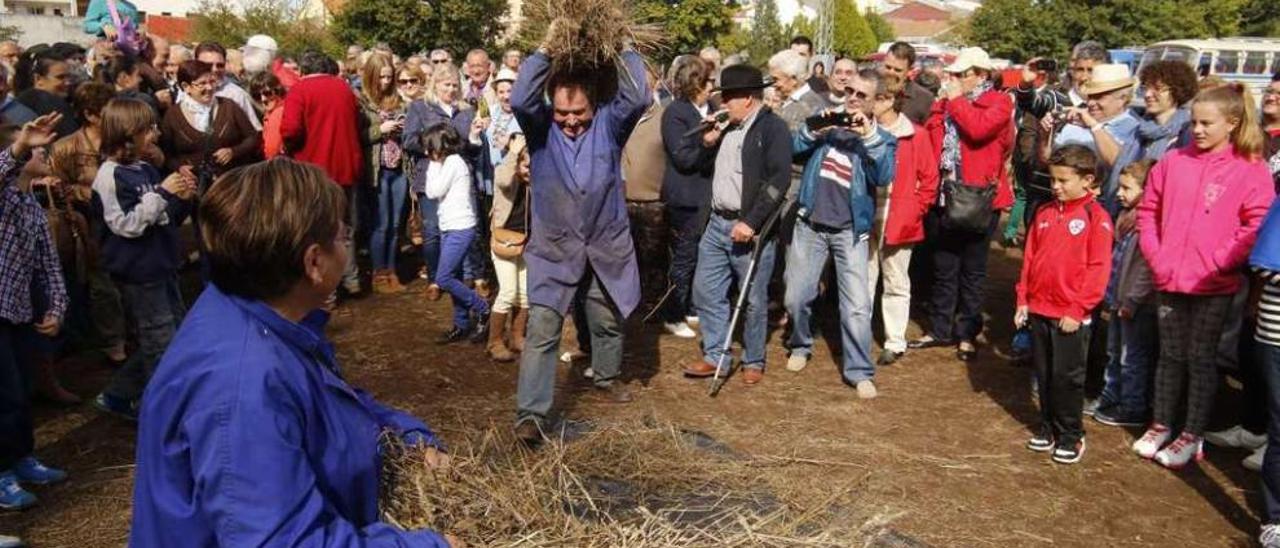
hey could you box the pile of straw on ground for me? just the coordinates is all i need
[380,420,871,547]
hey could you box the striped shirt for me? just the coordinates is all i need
[1258,267,1280,347]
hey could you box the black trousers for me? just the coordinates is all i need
[0,321,35,471]
[1031,315,1091,444]
[661,204,702,322]
[927,211,999,343]
[1154,293,1233,436]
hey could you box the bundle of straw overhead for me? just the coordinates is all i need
[518,0,664,102]
[379,420,872,547]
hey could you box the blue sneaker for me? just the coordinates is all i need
[0,472,35,510]
[94,393,138,421]
[14,457,66,486]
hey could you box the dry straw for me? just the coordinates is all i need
[518,0,664,103]
[379,420,869,547]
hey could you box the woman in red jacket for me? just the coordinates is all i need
[870,75,939,365]
[909,47,1015,361]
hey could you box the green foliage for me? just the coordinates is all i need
[1241,0,1280,36]
[831,0,877,57]
[191,0,339,57]
[865,10,896,44]
[634,0,736,64]
[745,0,789,65]
[0,25,20,43]
[332,0,508,58]
[965,0,1264,62]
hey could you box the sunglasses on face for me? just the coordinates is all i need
[845,89,871,101]
[399,78,420,85]
[208,62,225,69]
[432,59,449,64]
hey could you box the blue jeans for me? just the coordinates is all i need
[418,194,441,282]
[104,276,186,401]
[784,220,875,383]
[438,228,488,328]
[660,204,701,322]
[1100,304,1157,417]
[370,169,407,271]
[693,215,776,370]
[1260,340,1280,523]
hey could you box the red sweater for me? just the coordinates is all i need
[1016,195,1113,322]
[926,89,1015,209]
[281,74,363,186]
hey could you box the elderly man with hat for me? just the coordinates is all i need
[510,37,651,445]
[678,64,794,386]
[1043,63,1140,214]
[910,47,1014,363]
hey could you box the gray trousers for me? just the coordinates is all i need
[516,271,623,425]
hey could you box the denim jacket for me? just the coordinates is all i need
[793,124,897,237]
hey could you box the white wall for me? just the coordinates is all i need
[3,14,95,47]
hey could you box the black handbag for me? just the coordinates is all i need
[941,179,996,234]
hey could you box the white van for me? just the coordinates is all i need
[1136,38,1280,104]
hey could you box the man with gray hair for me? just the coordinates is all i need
[464,49,496,106]
[429,49,452,66]
[769,49,827,132]
[1014,40,1109,119]
[0,63,37,125]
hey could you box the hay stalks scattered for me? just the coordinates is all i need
[380,420,867,547]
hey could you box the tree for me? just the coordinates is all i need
[634,0,736,64]
[1241,0,1280,36]
[745,0,789,66]
[964,0,1070,62]
[192,0,338,57]
[865,10,896,44]
[831,0,877,58]
[332,0,508,58]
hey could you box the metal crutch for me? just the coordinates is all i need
[709,206,786,397]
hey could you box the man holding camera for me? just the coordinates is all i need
[782,69,897,397]
[680,65,792,386]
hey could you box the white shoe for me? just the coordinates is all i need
[1261,523,1280,548]
[785,354,808,372]
[856,380,877,399]
[1154,433,1204,470]
[1245,444,1267,472]
[663,322,696,339]
[342,277,362,295]
[685,316,700,327]
[1133,424,1172,459]
[1205,425,1267,449]
[582,367,595,379]
[0,534,22,548]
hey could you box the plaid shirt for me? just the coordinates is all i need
[0,147,68,324]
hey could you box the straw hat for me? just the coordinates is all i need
[1081,64,1136,96]
[944,47,995,73]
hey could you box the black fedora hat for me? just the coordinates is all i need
[714,64,772,92]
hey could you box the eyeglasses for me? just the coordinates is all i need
[398,78,420,85]
[259,89,277,99]
[431,59,449,64]
[208,62,226,69]
[846,89,871,101]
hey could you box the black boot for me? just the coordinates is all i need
[469,311,490,344]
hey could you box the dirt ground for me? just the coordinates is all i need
[0,242,1264,547]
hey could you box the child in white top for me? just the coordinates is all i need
[422,123,489,343]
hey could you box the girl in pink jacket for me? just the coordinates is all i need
[1133,84,1276,470]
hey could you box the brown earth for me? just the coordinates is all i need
[0,244,1260,547]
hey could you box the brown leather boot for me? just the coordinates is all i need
[487,312,516,362]
[34,360,80,405]
[510,307,529,353]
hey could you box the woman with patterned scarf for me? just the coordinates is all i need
[911,47,1014,362]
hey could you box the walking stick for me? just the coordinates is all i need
[709,204,786,397]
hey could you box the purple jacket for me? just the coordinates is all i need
[511,51,650,316]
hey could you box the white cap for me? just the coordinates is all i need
[493,67,518,84]
[944,47,995,73]
[244,35,279,52]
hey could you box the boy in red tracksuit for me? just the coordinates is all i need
[1015,144,1113,465]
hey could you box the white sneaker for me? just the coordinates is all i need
[582,367,595,379]
[1133,424,1172,459]
[856,380,877,399]
[1261,523,1280,548]
[1082,398,1100,417]
[1205,425,1267,449]
[342,277,362,295]
[1154,433,1204,470]
[785,354,808,372]
[0,534,22,548]
[1245,444,1267,472]
[685,316,700,327]
[663,321,696,339]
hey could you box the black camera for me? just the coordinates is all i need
[805,111,853,132]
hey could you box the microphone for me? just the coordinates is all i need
[682,111,731,138]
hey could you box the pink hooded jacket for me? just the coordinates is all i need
[1137,145,1275,296]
